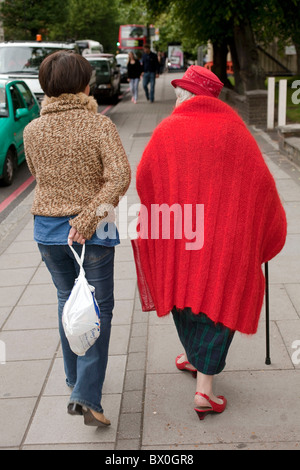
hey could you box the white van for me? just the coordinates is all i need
[76,40,104,56]
[0,41,79,104]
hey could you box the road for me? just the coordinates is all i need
[0,84,129,224]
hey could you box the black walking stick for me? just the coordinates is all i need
[265,262,271,365]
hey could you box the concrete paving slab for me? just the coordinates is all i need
[3,304,57,330]
[276,319,300,368]
[0,252,41,269]
[0,285,25,307]
[22,443,114,450]
[284,202,300,233]
[114,261,137,279]
[226,321,294,371]
[5,240,38,254]
[0,306,11,329]
[0,329,59,361]
[270,254,300,283]
[276,178,300,202]
[263,283,299,321]
[0,268,36,287]
[114,279,136,300]
[109,324,131,355]
[142,442,300,450]
[285,284,300,314]
[0,398,36,448]
[23,394,121,446]
[142,371,300,448]
[112,299,134,325]
[0,360,51,398]
[18,283,57,306]
[30,266,53,284]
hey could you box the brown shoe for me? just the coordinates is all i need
[82,408,111,427]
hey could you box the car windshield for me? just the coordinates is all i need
[116,56,128,67]
[0,85,8,117]
[0,46,65,74]
[88,60,110,75]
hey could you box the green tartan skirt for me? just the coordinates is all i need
[172,307,235,376]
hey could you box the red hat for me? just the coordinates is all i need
[171,65,224,98]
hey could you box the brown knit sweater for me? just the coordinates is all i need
[24,93,131,240]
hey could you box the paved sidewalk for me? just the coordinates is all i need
[0,72,299,450]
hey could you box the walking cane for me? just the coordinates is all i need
[265,262,271,365]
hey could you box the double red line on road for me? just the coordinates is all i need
[0,175,35,214]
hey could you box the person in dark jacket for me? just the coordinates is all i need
[141,44,159,103]
[127,52,142,103]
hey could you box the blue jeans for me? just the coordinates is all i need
[38,243,115,413]
[143,71,156,102]
[129,78,140,102]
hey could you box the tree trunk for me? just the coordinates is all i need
[212,39,233,89]
[293,42,300,75]
[228,36,243,95]
[233,19,265,92]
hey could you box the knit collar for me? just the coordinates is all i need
[173,95,231,116]
[41,92,98,115]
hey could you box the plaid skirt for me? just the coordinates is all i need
[172,307,235,375]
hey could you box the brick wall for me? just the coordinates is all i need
[220,88,268,128]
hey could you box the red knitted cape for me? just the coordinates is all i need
[135,96,287,334]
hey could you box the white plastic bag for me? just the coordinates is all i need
[62,244,100,356]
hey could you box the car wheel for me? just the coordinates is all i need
[111,92,119,105]
[2,149,15,186]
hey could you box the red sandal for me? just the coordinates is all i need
[194,392,227,421]
[175,353,197,378]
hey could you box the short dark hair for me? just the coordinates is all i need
[39,50,93,97]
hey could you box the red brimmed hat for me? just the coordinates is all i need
[171,65,224,98]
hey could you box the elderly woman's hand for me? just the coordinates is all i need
[68,227,86,246]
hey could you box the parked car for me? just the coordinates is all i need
[85,54,121,103]
[0,78,40,185]
[0,41,96,104]
[76,39,104,55]
[116,53,129,82]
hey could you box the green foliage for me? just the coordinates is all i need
[1,0,299,66]
[0,0,121,52]
[117,0,148,25]
[63,0,120,52]
[0,0,69,39]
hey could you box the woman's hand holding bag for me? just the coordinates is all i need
[62,244,100,356]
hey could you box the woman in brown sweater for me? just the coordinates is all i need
[24,51,131,427]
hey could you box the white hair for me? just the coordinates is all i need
[174,86,195,104]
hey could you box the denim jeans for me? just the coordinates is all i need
[143,72,156,102]
[38,243,115,413]
[129,78,140,102]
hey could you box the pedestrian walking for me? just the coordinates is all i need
[23,51,131,427]
[133,65,287,420]
[157,51,166,74]
[127,51,142,104]
[141,44,159,102]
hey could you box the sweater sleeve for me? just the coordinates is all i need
[23,126,36,177]
[69,118,131,239]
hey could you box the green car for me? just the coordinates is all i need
[0,78,39,185]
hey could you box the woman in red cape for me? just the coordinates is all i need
[134,66,287,420]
